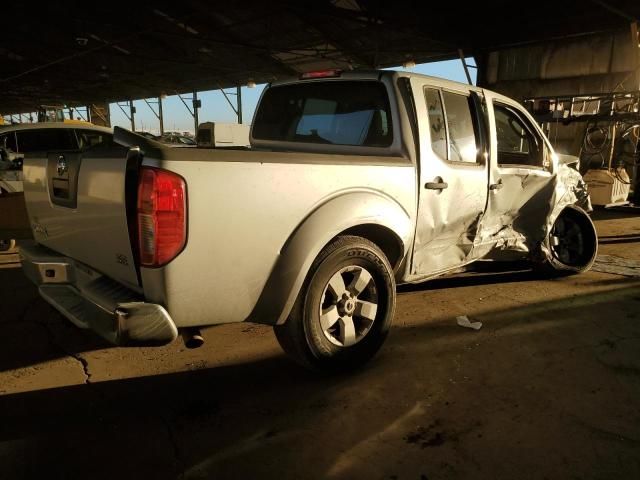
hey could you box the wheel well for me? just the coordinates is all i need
[338,224,405,269]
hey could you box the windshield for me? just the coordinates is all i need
[252,80,393,147]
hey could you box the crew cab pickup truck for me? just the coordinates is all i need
[21,70,597,371]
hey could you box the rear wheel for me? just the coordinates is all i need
[539,206,598,275]
[274,235,396,373]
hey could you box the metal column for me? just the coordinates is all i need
[143,97,165,135]
[116,101,136,131]
[193,91,200,133]
[158,97,164,135]
[236,86,242,124]
[219,84,243,124]
[129,100,136,131]
[458,49,473,86]
[176,91,201,134]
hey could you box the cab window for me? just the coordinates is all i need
[494,103,548,169]
[424,88,479,164]
[441,91,478,164]
[424,88,447,159]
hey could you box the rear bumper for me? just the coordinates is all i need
[21,243,178,346]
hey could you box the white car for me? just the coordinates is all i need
[0,122,114,250]
[0,122,113,193]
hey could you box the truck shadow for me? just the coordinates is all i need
[1,283,640,480]
[0,266,111,374]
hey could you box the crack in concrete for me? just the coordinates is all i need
[21,304,93,384]
[68,352,92,384]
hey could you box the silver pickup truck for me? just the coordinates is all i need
[21,70,597,371]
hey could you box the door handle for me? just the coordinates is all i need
[425,179,448,190]
[489,179,504,190]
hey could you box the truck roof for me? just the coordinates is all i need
[270,69,484,93]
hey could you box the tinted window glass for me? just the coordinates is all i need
[442,91,477,163]
[424,88,447,159]
[76,129,112,150]
[494,104,542,167]
[16,129,76,152]
[253,81,393,147]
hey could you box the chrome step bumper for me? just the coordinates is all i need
[21,243,177,345]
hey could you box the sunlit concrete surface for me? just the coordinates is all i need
[1,209,639,480]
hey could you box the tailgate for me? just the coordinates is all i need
[22,145,140,290]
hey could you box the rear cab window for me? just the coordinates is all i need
[252,80,393,148]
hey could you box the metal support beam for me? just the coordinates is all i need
[218,83,243,123]
[458,49,473,85]
[89,104,109,126]
[116,101,136,131]
[75,107,89,122]
[193,91,200,134]
[237,85,242,124]
[143,97,165,135]
[176,91,200,134]
[219,85,238,117]
[158,97,164,135]
[129,100,135,131]
[590,0,639,22]
[632,22,640,90]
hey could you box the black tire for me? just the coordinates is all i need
[0,239,16,252]
[274,235,396,373]
[538,205,598,275]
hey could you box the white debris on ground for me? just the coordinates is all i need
[456,315,483,330]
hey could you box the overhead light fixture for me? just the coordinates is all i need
[402,60,416,69]
[247,80,256,89]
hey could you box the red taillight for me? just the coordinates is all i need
[300,69,342,79]
[137,167,186,267]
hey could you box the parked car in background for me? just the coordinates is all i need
[158,133,197,146]
[137,131,159,140]
[0,122,114,250]
[0,123,113,185]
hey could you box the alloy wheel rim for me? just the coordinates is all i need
[319,265,379,347]
[550,216,585,265]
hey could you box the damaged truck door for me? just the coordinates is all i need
[410,81,489,276]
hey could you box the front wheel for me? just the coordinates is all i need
[538,206,598,275]
[274,235,396,373]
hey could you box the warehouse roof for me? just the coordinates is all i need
[1,0,638,113]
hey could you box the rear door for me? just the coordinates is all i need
[23,142,140,289]
[409,78,489,276]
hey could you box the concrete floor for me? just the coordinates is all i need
[1,210,639,480]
